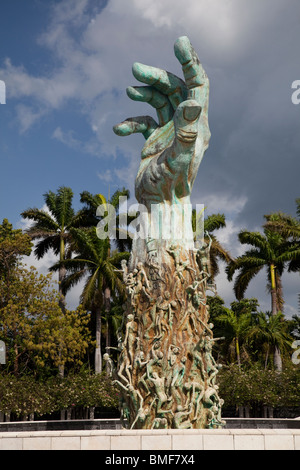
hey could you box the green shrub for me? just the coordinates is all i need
[0,371,119,418]
[218,364,300,410]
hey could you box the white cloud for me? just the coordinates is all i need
[204,194,248,218]
[52,126,100,156]
[97,169,113,183]
[17,205,56,275]
[15,105,48,134]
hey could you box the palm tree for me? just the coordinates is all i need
[79,189,133,359]
[51,227,129,373]
[21,187,83,311]
[215,306,253,368]
[227,225,300,311]
[226,224,300,370]
[192,211,233,279]
[247,311,292,369]
[79,188,133,252]
[264,199,300,274]
[102,300,124,355]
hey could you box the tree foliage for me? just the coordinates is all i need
[192,211,233,278]
[218,364,300,411]
[0,265,91,376]
[0,372,119,418]
[0,219,32,278]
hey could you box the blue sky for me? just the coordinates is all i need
[0,0,300,314]
[0,0,114,219]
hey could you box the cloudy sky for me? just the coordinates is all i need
[0,0,299,315]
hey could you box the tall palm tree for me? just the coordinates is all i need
[79,189,133,359]
[21,187,83,311]
[227,226,300,311]
[226,225,300,370]
[51,227,129,373]
[192,211,233,279]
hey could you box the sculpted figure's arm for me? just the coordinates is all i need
[113,36,210,208]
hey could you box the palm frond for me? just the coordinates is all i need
[296,198,300,219]
[21,208,59,233]
[55,186,75,228]
[264,212,300,239]
[80,190,96,207]
[49,257,95,273]
[34,235,60,259]
[61,269,87,295]
[43,190,58,218]
[69,227,101,261]
[69,208,89,229]
[81,268,101,307]
[233,264,263,300]
[101,260,119,290]
[109,250,130,265]
[110,187,130,210]
[226,249,264,281]
[288,258,300,272]
[238,230,271,256]
[204,213,226,233]
[277,246,300,264]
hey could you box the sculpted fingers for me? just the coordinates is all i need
[127,86,174,126]
[174,36,209,107]
[113,116,159,140]
[132,63,188,110]
[174,36,207,86]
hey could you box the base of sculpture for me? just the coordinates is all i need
[113,240,224,430]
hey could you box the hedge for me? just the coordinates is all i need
[0,372,119,419]
[1,366,299,420]
[218,364,300,409]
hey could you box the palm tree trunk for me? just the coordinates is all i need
[264,345,270,370]
[270,263,282,371]
[58,346,64,378]
[270,264,277,317]
[95,307,102,374]
[274,346,282,371]
[14,343,18,376]
[104,286,111,374]
[58,236,66,378]
[106,318,111,352]
[59,235,66,313]
[235,336,241,370]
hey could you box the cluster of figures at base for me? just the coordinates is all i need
[105,237,225,430]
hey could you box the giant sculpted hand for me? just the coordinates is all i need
[114,36,210,211]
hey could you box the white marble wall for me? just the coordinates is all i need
[0,428,299,450]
